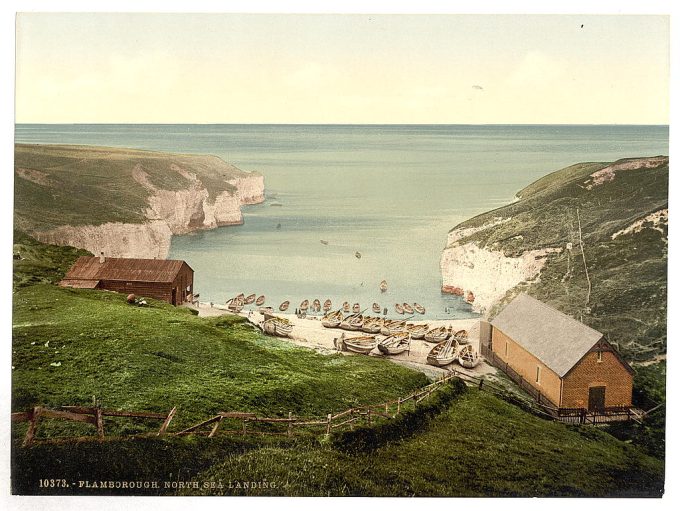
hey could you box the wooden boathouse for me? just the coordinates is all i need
[59,253,194,306]
[481,294,633,413]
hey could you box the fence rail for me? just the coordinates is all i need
[12,372,459,446]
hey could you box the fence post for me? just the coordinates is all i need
[580,409,586,425]
[349,409,354,431]
[209,417,222,438]
[158,407,177,436]
[367,408,372,426]
[288,412,293,437]
[325,413,332,436]
[23,406,41,447]
[242,419,247,436]
[385,402,389,414]
[397,398,401,415]
[95,406,105,439]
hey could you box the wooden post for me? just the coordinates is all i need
[95,406,105,439]
[23,406,41,447]
[325,413,332,436]
[209,417,222,438]
[385,402,389,414]
[397,398,401,415]
[287,412,293,437]
[242,419,247,436]
[158,406,177,436]
[367,408,372,426]
[580,409,586,425]
[349,409,354,430]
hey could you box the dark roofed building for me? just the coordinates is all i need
[487,294,633,411]
[60,253,194,306]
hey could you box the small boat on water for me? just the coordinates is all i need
[279,301,290,312]
[395,303,404,315]
[353,303,360,314]
[458,344,481,368]
[402,303,414,314]
[323,299,332,312]
[379,280,388,293]
[341,334,377,355]
[372,303,381,314]
[342,301,350,313]
[244,294,256,305]
[320,240,329,245]
[227,301,244,313]
[299,299,309,311]
[340,314,364,331]
[312,299,321,312]
[361,317,383,334]
[424,326,449,344]
[413,303,426,315]
[355,251,362,259]
[256,295,266,306]
[453,329,469,345]
[262,317,293,337]
[407,323,429,340]
[377,332,411,356]
[427,339,459,367]
[321,310,343,328]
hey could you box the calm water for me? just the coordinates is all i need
[15,124,669,319]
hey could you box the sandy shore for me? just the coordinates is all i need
[196,303,496,379]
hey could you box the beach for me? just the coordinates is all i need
[196,303,495,379]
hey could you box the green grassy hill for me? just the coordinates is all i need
[11,233,665,496]
[447,157,668,362]
[14,144,254,231]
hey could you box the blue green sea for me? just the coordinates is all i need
[15,124,669,319]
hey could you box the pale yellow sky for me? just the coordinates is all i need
[15,13,669,124]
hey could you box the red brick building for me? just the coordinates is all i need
[60,254,194,306]
[488,294,633,411]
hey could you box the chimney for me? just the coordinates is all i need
[99,252,105,264]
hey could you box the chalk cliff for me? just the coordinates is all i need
[14,144,265,259]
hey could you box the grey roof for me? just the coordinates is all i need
[490,294,603,377]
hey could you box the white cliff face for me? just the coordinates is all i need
[31,162,265,259]
[32,221,173,259]
[440,218,561,315]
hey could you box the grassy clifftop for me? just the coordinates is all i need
[446,156,668,361]
[14,144,255,231]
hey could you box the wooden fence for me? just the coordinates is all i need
[11,373,458,446]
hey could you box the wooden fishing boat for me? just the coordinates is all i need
[402,303,414,314]
[320,239,329,245]
[235,293,245,301]
[255,295,266,306]
[342,301,350,313]
[227,301,243,313]
[299,299,309,311]
[262,317,293,337]
[407,323,429,340]
[413,303,426,315]
[454,329,469,345]
[395,303,404,315]
[244,294,256,305]
[424,326,449,344]
[321,311,343,328]
[257,306,273,315]
[279,300,290,312]
[341,335,377,355]
[352,303,360,314]
[323,299,332,312]
[381,320,406,336]
[426,339,458,367]
[355,251,362,259]
[458,344,481,368]
[361,317,382,334]
[377,332,411,356]
[340,314,364,331]
[379,280,388,292]
[312,299,321,312]
[372,302,381,314]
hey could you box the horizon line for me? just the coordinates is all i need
[15,122,670,127]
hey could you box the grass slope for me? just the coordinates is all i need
[448,157,668,361]
[182,389,663,497]
[14,144,256,230]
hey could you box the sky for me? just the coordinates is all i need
[15,13,670,124]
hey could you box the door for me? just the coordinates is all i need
[588,386,606,411]
[171,287,177,306]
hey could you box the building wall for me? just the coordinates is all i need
[561,351,633,408]
[99,280,174,304]
[491,327,562,406]
[172,264,194,305]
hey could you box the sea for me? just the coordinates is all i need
[15,124,669,319]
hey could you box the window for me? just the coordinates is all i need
[536,366,541,384]
[597,351,603,363]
